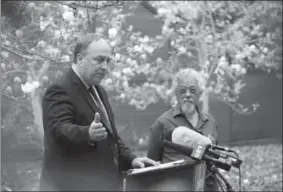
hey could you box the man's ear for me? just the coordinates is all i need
[77,53,83,64]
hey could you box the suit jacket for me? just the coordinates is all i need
[40,68,136,191]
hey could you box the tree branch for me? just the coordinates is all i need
[1,44,71,65]
[140,1,158,15]
[206,2,216,36]
[56,1,128,11]
[1,45,34,60]
[37,61,50,80]
[2,70,28,77]
[211,93,256,115]
[206,2,218,78]
[197,7,207,67]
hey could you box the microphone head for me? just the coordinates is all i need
[171,126,212,147]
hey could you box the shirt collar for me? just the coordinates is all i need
[173,104,209,122]
[71,65,90,90]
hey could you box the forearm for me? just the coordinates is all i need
[117,137,137,170]
[51,121,90,145]
[147,120,164,161]
[147,136,163,161]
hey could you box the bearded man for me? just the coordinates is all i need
[147,68,219,191]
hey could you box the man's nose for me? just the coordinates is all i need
[184,91,191,97]
[100,60,108,70]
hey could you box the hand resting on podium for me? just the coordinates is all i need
[126,159,186,176]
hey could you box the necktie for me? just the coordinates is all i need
[88,86,112,130]
[88,86,119,166]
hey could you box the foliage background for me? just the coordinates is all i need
[1,1,282,191]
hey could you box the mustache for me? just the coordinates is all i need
[182,97,194,102]
[96,69,106,75]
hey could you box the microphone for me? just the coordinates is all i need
[210,144,234,152]
[167,127,232,156]
[164,127,242,170]
[162,140,232,171]
[166,127,222,159]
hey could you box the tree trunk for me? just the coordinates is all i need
[31,90,44,149]
[200,89,210,114]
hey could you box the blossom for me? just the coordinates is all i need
[110,41,116,47]
[263,47,268,54]
[218,56,229,68]
[243,179,249,184]
[249,44,257,53]
[120,93,126,99]
[63,11,74,22]
[1,51,9,58]
[126,58,132,64]
[141,54,147,60]
[21,81,40,93]
[61,55,70,62]
[37,40,46,48]
[143,36,149,43]
[143,82,149,87]
[108,28,118,39]
[112,71,121,78]
[143,45,154,54]
[104,78,113,85]
[230,64,242,71]
[122,81,129,88]
[15,29,23,39]
[1,63,6,69]
[158,8,169,15]
[115,53,121,60]
[133,45,142,52]
[178,46,186,53]
[156,57,162,64]
[122,67,132,75]
[241,68,247,75]
[235,54,245,60]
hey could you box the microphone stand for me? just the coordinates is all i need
[208,163,234,192]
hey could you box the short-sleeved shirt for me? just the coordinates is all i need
[147,105,218,164]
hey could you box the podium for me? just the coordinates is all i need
[122,159,207,191]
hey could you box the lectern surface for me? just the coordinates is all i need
[123,159,205,191]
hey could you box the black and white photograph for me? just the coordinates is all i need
[1,1,282,191]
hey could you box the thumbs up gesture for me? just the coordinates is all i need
[89,112,108,141]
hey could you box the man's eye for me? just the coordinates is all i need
[94,56,111,64]
[94,57,103,63]
[190,88,196,94]
[180,89,187,94]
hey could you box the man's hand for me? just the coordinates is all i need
[131,157,160,168]
[89,113,108,141]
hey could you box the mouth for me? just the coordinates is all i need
[183,99,194,104]
[96,72,105,76]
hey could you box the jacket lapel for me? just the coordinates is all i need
[95,85,117,137]
[67,68,115,138]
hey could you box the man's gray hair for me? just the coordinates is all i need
[171,68,206,91]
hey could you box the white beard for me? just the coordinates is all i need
[181,101,196,117]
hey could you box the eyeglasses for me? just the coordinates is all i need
[94,56,112,64]
[179,86,198,95]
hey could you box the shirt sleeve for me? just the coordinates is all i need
[147,119,165,161]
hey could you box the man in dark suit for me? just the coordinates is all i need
[39,34,159,191]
